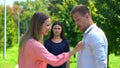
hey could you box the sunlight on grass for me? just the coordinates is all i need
[70,47,77,68]
[70,47,120,68]
[0,46,120,68]
[70,54,77,68]
[0,45,18,68]
[109,54,120,68]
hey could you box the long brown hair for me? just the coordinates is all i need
[19,12,49,51]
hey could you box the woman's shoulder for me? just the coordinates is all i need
[27,38,38,44]
[26,38,43,48]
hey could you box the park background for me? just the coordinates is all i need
[0,0,120,68]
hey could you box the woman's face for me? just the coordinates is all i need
[52,24,62,36]
[41,18,51,35]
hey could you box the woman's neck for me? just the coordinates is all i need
[53,35,61,39]
[52,36,62,43]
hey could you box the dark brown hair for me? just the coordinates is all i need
[71,5,91,16]
[49,21,65,39]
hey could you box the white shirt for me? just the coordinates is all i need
[77,24,108,68]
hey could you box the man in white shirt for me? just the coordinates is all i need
[71,5,108,68]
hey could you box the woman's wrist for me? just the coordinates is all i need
[69,49,76,57]
[68,40,83,57]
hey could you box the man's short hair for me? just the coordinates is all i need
[71,5,91,16]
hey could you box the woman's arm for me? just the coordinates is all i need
[30,39,83,66]
[69,41,83,57]
[66,60,70,68]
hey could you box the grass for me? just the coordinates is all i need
[0,46,120,68]
[70,55,77,68]
[70,54,120,68]
[0,45,18,68]
[109,54,120,68]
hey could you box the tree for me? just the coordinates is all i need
[93,0,120,55]
[14,0,50,34]
[73,0,120,55]
[0,5,4,50]
[0,5,17,50]
[48,0,83,47]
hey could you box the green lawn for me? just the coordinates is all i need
[109,54,120,68]
[0,46,120,68]
[0,45,18,68]
[70,55,77,68]
[70,54,120,68]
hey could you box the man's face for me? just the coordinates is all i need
[72,12,88,32]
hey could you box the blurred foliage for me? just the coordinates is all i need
[0,5,17,50]
[14,0,50,34]
[48,0,120,55]
[0,0,120,56]
[48,0,83,47]
[89,0,120,55]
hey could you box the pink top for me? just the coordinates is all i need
[18,38,69,68]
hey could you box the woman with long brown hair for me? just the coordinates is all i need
[18,12,83,68]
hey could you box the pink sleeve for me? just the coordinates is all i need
[29,39,69,66]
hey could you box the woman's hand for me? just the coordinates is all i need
[75,40,84,52]
[69,40,84,57]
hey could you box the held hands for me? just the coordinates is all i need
[75,40,84,52]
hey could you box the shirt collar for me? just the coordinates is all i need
[84,24,96,34]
